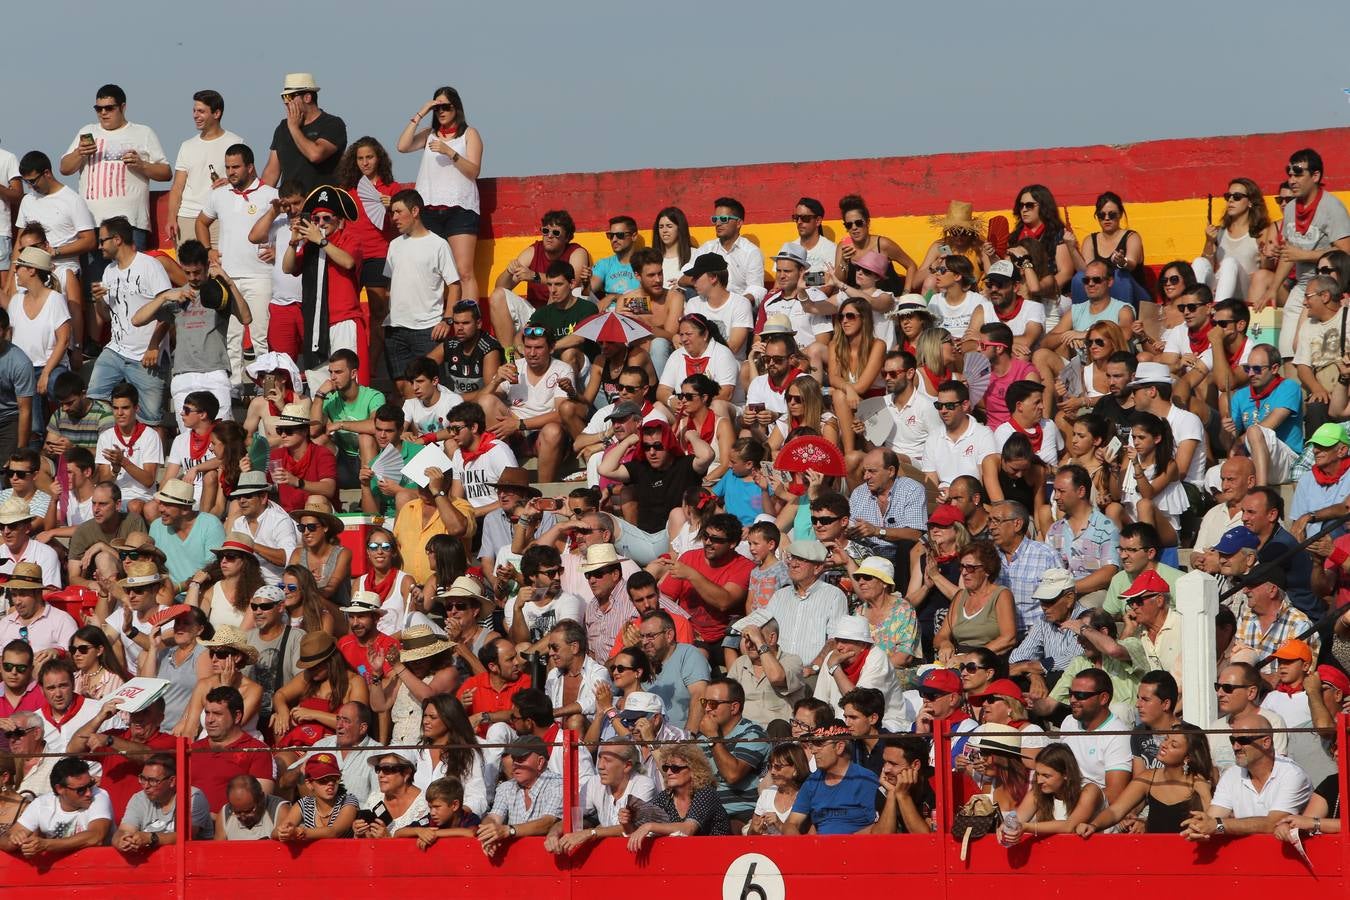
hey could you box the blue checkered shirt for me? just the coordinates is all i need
[997,537,1063,633]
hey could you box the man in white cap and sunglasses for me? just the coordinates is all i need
[1128,361,1206,486]
[226,470,299,586]
[260,74,346,193]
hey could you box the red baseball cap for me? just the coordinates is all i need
[305,752,341,780]
[971,678,1025,705]
[1317,665,1350,695]
[919,667,963,695]
[1120,569,1170,601]
[928,504,966,528]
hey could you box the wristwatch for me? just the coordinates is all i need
[1213,817,1226,835]
[319,238,330,249]
[507,825,517,838]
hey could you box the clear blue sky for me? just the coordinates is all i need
[6,0,1349,183]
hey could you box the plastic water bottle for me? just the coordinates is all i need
[999,811,1023,847]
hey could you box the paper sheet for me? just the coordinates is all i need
[402,443,454,489]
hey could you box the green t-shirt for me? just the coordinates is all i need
[1102,562,1183,616]
[370,440,423,517]
[323,386,386,459]
[527,298,598,346]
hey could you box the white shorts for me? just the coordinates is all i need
[304,320,359,394]
[1245,424,1297,484]
[171,370,233,429]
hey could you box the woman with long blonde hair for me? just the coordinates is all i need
[767,374,839,453]
[829,296,886,455]
[913,327,960,401]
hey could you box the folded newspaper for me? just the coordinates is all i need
[105,677,171,714]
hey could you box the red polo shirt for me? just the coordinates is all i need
[89,729,179,818]
[457,672,533,737]
[189,732,273,811]
[268,441,338,511]
[0,681,44,718]
[659,549,755,642]
[337,633,399,677]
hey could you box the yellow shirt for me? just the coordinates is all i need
[393,496,476,583]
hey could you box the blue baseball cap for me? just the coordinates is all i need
[1214,526,1260,555]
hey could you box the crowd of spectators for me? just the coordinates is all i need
[0,74,1346,864]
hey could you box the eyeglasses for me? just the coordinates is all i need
[249,601,278,611]
[810,515,841,527]
[137,773,171,786]
[604,231,632,241]
[958,562,984,573]
[641,442,664,452]
[1095,210,1120,221]
[710,215,741,225]
[843,218,866,230]
[1,662,30,673]
[932,401,962,411]
[1214,682,1247,693]
[297,523,324,533]
[1286,165,1310,177]
[1083,276,1108,286]
[1068,690,1101,700]
[94,104,120,112]
[791,214,819,223]
[367,541,393,551]
[1242,364,1270,375]
[1176,303,1205,314]
[1017,201,1038,211]
[1223,192,1249,202]
[660,763,690,773]
[536,566,562,577]
[1159,274,1183,286]
[70,644,95,655]
[540,227,565,238]
[208,648,237,660]
[98,235,118,245]
[62,781,95,795]
[785,394,804,403]
[839,311,861,321]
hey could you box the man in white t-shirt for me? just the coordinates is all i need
[791,197,837,280]
[1129,362,1207,485]
[166,89,243,247]
[246,180,306,365]
[1058,669,1133,804]
[15,151,97,360]
[58,83,170,259]
[992,379,1062,468]
[94,382,164,516]
[983,260,1046,351]
[743,330,805,428]
[447,400,518,515]
[752,243,832,379]
[869,349,942,470]
[491,329,576,484]
[384,189,460,393]
[682,253,753,361]
[921,380,998,491]
[1,757,112,858]
[87,217,172,430]
[402,358,463,440]
[197,143,277,384]
[0,144,20,289]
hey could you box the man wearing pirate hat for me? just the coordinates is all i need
[131,239,250,427]
[282,184,371,391]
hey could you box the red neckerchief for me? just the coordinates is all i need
[1275,682,1304,696]
[994,295,1025,322]
[640,400,655,418]
[768,368,803,394]
[1018,222,1046,242]
[436,125,459,139]
[920,366,951,394]
[189,423,214,461]
[1313,457,1350,487]
[365,567,398,603]
[678,410,716,453]
[461,431,501,464]
[683,355,711,378]
[267,388,296,418]
[841,646,870,683]
[1226,336,1247,369]
[113,422,147,452]
[282,441,314,477]
[1294,189,1323,234]
[543,723,561,748]
[1249,374,1285,406]
[1009,416,1044,452]
[231,179,265,201]
[42,694,86,729]
[1009,719,1031,730]
[901,339,917,355]
[1187,319,1215,354]
[934,551,958,564]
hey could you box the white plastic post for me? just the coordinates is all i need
[1176,570,1219,730]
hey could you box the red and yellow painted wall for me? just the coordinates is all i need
[152,125,1350,294]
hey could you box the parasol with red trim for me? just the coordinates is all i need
[572,311,653,345]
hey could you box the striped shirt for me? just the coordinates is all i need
[848,477,929,562]
[761,579,849,663]
[488,771,564,825]
[1236,600,1318,675]
[50,399,115,450]
[1008,604,1089,672]
[996,537,1063,633]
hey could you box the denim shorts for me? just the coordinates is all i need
[422,205,480,238]
[87,349,167,425]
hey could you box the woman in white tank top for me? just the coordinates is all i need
[1193,178,1278,300]
[6,246,72,430]
[396,86,484,303]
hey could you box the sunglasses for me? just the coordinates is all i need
[660,763,690,773]
[1159,274,1183,286]
[1317,266,1338,276]
[446,601,478,612]
[929,265,948,274]
[453,299,479,313]
[1017,201,1038,211]
[181,406,202,415]
[522,326,548,339]
[1087,337,1110,347]
[1176,303,1205,314]
[1083,276,1108,286]
[219,552,249,563]
[852,573,877,582]
[1229,735,1260,747]
[433,103,455,113]
[710,215,741,225]
[957,662,986,673]
[536,566,562,577]
[1212,319,1238,328]
[839,311,862,321]
[917,688,950,701]
[540,227,565,238]
[1241,364,1270,375]
[933,401,962,411]
[1,662,30,673]
[5,468,32,478]
[208,648,238,660]
[1222,192,1249,202]
[249,601,279,611]
[2,727,32,739]
[703,533,733,544]
[583,566,621,582]
[93,104,120,112]
[374,764,410,775]
[1286,165,1310,177]
[959,562,983,573]
[610,664,639,674]
[604,231,632,241]
[282,583,301,593]
[1068,690,1101,700]
[616,384,643,394]
[984,277,1012,289]
[843,219,866,230]
[63,781,95,795]
[810,515,841,526]
[70,644,95,655]
[1214,682,1246,693]
[641,442,664,452]
[1095,210,1120,220]
[367,541,393,551]
[311,214,336,224]
[276,426,305,436]
[676,392,701,401]
[785,394,804,403]
[297,523,324,533]
[791,214,819,223]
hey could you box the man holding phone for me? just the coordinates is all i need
[743,330,802,441]
[751,243,833,384]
